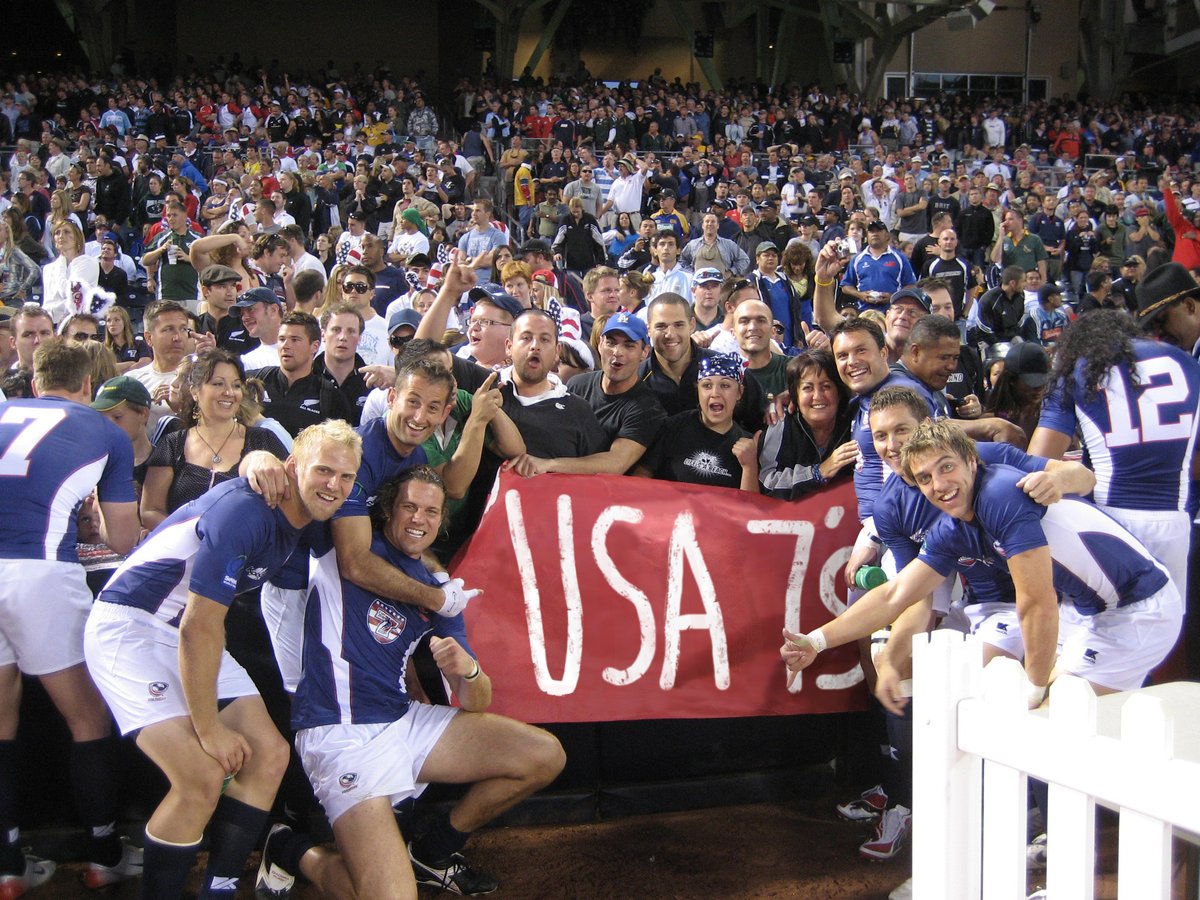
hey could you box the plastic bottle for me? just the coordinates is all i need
[854,565,888,591]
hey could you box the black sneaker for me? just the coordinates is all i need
[255,823,296,899]
[407,844,498,896]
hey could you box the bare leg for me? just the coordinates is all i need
[331,797,417,900]
[39,664,110,741]
[136,717,228,844]
[418,712,564,833]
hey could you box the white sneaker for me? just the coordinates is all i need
[859,805,912,860]
[0,853,55,900]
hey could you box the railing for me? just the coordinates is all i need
[911,629,1200,899]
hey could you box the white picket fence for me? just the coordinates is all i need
[911,629,1200,899]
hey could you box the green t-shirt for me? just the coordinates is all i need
[747,354,788,398]
[150,228,199,302]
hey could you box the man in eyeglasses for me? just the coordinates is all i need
[458,288,521,370]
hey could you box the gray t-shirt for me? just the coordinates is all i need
[896,191,928,234]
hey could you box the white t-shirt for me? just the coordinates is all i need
[129,365,180,437]
[241,341,281,370]
[292,252,326,284]
[387,230,430,260]
[358,314,394,368]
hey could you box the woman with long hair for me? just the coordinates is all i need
[315,231,338,275]
[780,242,816,326]
[41,220,100,324]
[603,211,639,265]
[103,305,152,374]
[0,213,39,303]
[758,348,858,499]
[984,342,1051,446]
[140,350,287,530]
[67,163,93,229]
[43,189,82,259]
[190,221,259,290]
[530,269,561,311]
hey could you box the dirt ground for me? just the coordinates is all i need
[35,795,1200,900]
[45,797,913,900]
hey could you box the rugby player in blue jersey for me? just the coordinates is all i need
[254,467,564,899]
[84,420,362,899]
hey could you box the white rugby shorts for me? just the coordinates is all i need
[0,559,93,675]
[84,602,259,735]
[296,702,458,825]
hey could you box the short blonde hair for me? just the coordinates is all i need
[899,419,980,484]
[292,418,363,468]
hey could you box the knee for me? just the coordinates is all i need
[257,732,292,785]
[179,758,229,811]
[521,728,565,788]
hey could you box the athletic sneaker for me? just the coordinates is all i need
[408,844,499,895]
[888,877,913,900]
[0,853,55,900]
[836,784,888,822]
[859,805,912,860]
[255,823,297,899]
[83,838,142,889]
[1027,833,1048,869]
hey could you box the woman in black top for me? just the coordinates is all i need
[140,350,287,530]
[758,348,857,500]
[637,354,760,492]
[103,306,152,374]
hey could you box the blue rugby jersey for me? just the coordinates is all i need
[0,397,134,563]
[292,532,474,730]
[1037,339,1200,512]
[97,479,304,627]
[849,372,940,522]
[918,464,1168,615]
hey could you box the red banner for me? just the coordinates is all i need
[455,473,870,723]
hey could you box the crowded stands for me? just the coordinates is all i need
[3,63,1200,899]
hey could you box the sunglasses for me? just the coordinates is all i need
[342,282,371,294]
[389,333,413,349]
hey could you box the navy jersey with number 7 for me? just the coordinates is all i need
[0,397,135,563]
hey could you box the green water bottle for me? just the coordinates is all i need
[854,565,888,590]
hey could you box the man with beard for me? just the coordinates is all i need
[500,308,607,468]
[506,310,662,477]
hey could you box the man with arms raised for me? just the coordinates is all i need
[0,339,141,894]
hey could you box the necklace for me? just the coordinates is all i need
[195,421,239,466]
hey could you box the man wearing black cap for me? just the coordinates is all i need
[650,190,690,241]
[195,264,259,356]
[1136,261,1200,359]
[236,286,286,369]
[757,199,794,251]
[840,220,917,315]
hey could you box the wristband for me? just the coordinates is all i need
[465,660,482,681]
[815,276,835,287]
[807,628,828,655]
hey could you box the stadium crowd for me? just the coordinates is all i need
[2,63,1200,899]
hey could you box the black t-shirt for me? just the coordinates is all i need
[197,310,260,356]
[500,383,607,460]
[641,409,749,490]
[313,354,370,426]
[249,367,355,437]
[566,371,666,450]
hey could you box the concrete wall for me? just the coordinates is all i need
[877,0,1081,100]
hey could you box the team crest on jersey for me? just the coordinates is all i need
[338,772,359,792]
[991,540,1009,558]
[1083,648,1099,664]
[148,681,169,700]
[367,600,407,644]
[245,565,268,582]
[223,555,247,589]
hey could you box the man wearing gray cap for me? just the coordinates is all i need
[195,265,259,356]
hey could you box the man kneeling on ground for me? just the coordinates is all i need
[258,467,565,899]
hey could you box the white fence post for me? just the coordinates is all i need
[1046,675,1097,900]
[1116,694,1174,899]
[979,658,1032,900]
[912,630,984,900]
